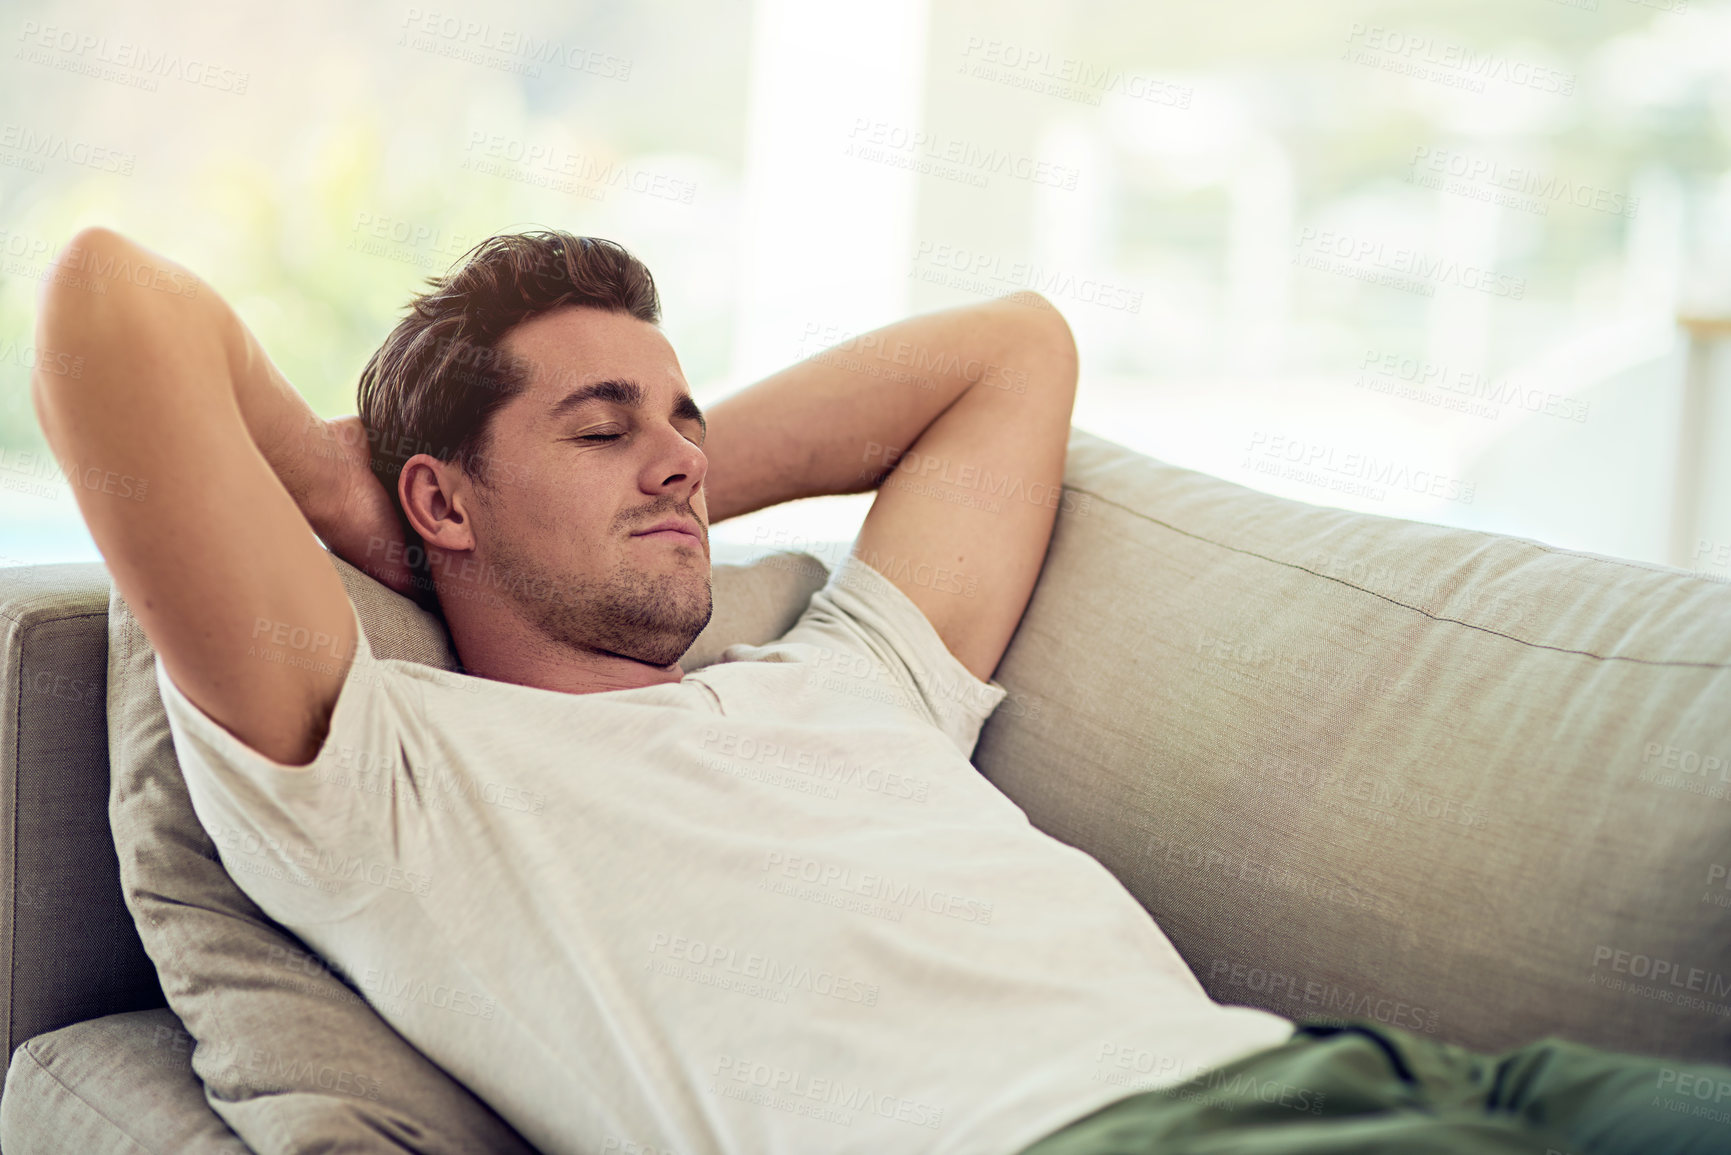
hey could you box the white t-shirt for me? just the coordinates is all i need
[158,554,1294,1155]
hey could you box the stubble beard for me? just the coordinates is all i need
[484,531,714,668]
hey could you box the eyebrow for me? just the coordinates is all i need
[546,378,707,439]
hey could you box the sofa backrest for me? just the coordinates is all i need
[0,562,162,1062]
[976,429,1731,1063]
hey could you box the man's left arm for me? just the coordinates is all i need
[700,293,1079,681]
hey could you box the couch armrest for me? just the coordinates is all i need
[0,563,162,1063]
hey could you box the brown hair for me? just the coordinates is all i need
[355,229,660,609]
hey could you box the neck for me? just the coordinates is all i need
[439,593,686,696]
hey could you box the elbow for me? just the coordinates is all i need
[1036,294,1079,375]
[993,291,1078,398]
[37,226,125,327]
[31,227,136,411]
[47,226,128,289]
[64,224,128,256]
[34,225,199,355]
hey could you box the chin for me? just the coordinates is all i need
[631,569,714,666]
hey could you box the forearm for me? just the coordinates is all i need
[700,293,1060,523]
[31,229,347,530]
[227,308,353,533]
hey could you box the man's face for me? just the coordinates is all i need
[458,304,712,667]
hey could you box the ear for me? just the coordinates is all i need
[400,454,478,553]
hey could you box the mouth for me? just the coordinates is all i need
[631,518,706,548]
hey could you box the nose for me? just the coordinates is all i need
[644,423,707,502]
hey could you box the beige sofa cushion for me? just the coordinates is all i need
[974,429,1731,1063]
[106,550,827,1154]
[0,1009,251,1154]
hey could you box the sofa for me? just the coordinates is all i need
[1,427,1727,1153]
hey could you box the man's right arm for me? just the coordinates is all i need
[30,227,406,767]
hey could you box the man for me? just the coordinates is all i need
[30,227,1729,1155]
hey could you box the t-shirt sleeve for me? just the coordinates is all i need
[778,552,1010,757]
[153,596,426,924]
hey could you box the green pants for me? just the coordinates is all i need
[1018,1020,1731,1154]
